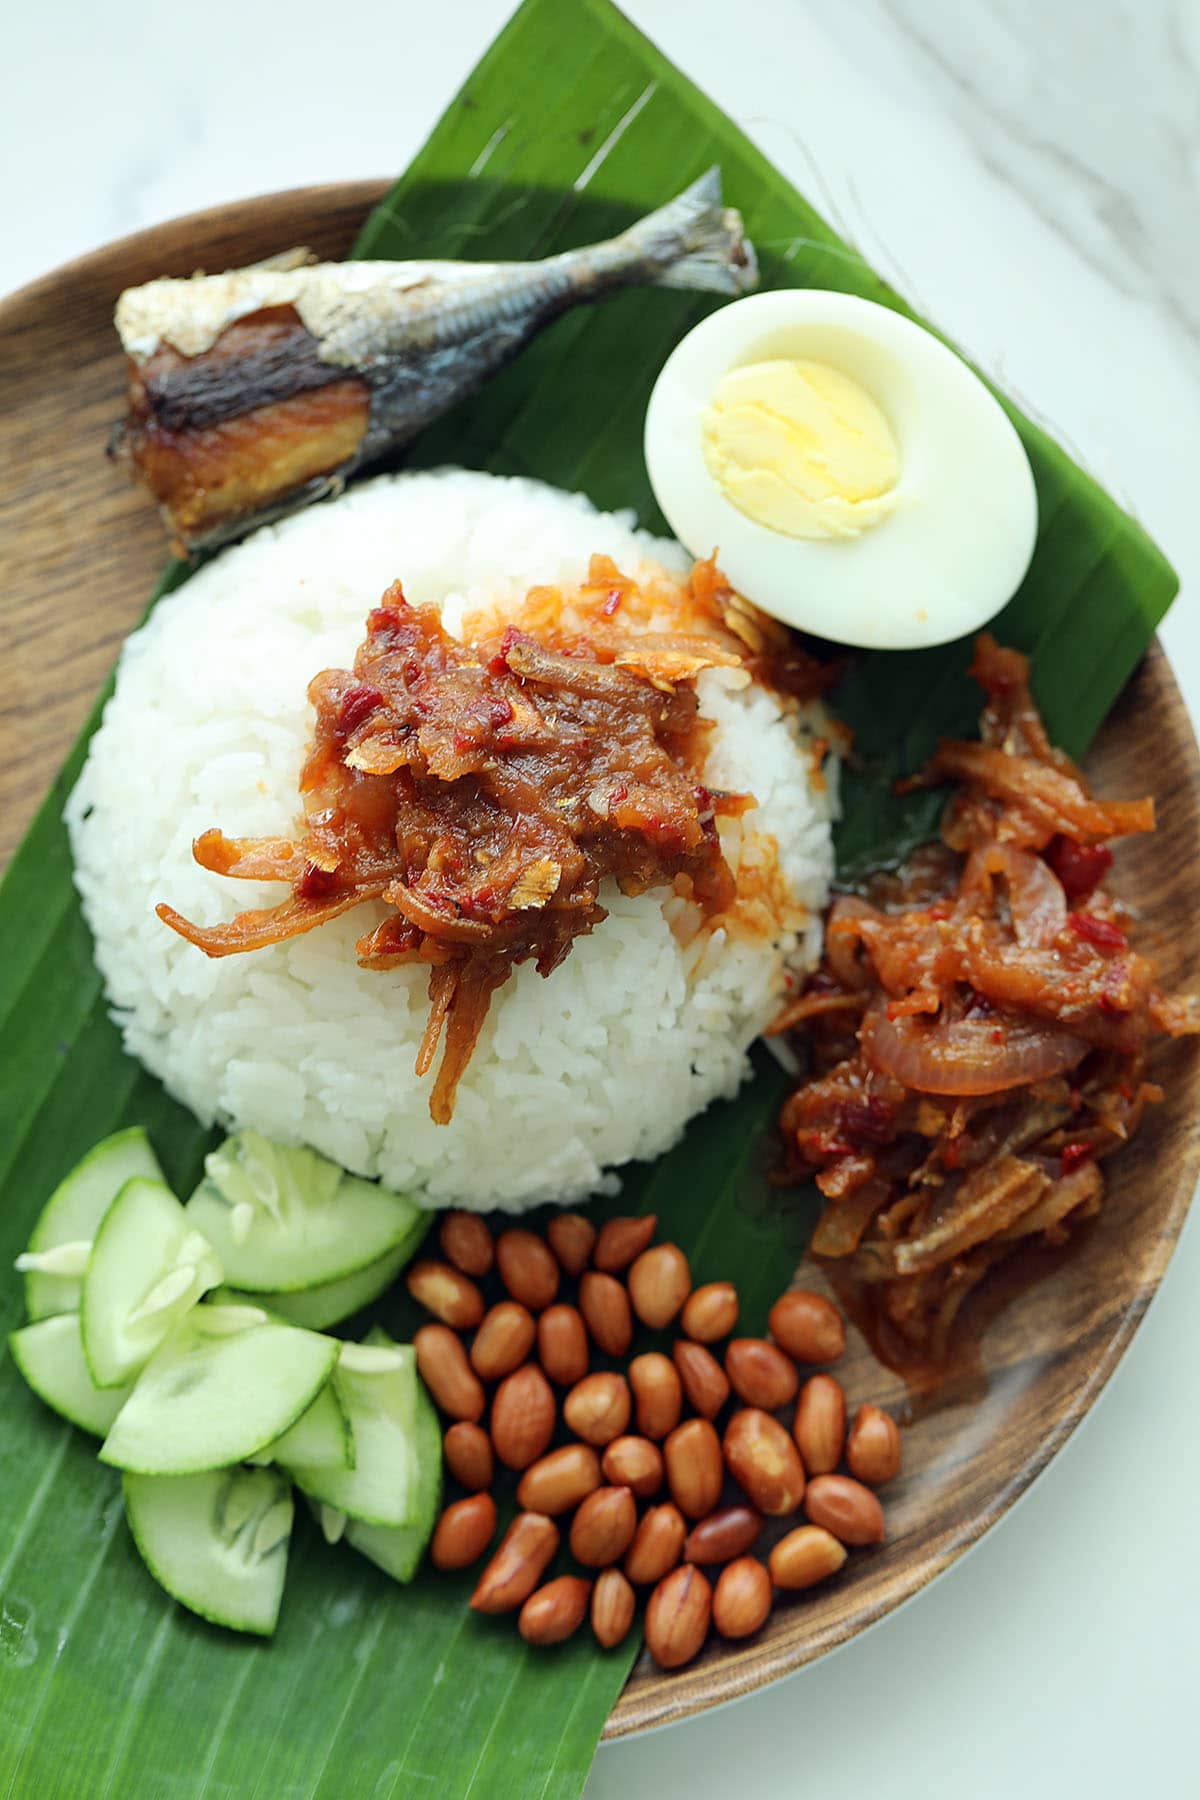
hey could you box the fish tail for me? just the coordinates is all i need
[617,168,758,296]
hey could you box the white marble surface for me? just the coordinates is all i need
[4,2,1199,1796]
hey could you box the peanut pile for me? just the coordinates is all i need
[408,1210,901,1670]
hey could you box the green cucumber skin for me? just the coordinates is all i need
[24,1128,163,1322]
[9,1314,133,1438]
[212,1208,428,1330]
[122,1468,292,1638]
[245,1248,405,1330]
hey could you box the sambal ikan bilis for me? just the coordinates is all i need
[158,553,828,1124]
[775,634,1199,1361]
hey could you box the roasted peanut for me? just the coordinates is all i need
[470,1301,536,1381]
[680,1281,739,1344]
[516,1443,603,1516]
[470,1512,559,1613]
[628,1353,682,1440]
[591,1567,636,1649]
[722,1408,806,1516]
[563,1372,631,1445]
[406,1259,485,1330]
[495,1228,560,1312]
[536,1303,589,1387]
[601,1435,663,1499]
[518,1575,592,1646]
[804,1474,885,1545]
[490,1363,556,1471]
[672,1340,730,1419]
[623,1502,687,1585]
[593,1213,657,1274]
[683,1505,763,1566]
[443,1420,494,1492]
[792,1375,846,1476]
[725,1338,799,1410]
[438,1210,494,1278]
[663,1417,723,1520]
[415,1323,486,1423]
[644,1564,712,1671]
[569,1486,638,1568]
[431,1493,497,1571]
[846,1404,902,1486]
[627,1243,691,1328]
[712,1556,772,1639]
[768,1524,848,1590]
[768,1289,846,1364]
[579,1271,634,1358]
[546,1211,596,1277]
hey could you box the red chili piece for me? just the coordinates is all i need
[1069,911,1127,951]
[488,623,526,675]
[1045,835,1114,903]
[366,585,415,644]
[297,862,339,899]
[337,683,384,737]
[837,1097,894,1145]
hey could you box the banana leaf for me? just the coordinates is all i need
[0,0,1176,1794]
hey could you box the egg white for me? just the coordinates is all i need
[643,291,1038,651]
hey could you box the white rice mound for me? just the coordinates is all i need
[67,470,838,1211]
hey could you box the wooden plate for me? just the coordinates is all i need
[2,183,1198,1742]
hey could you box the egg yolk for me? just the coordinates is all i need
[701,358,900,541]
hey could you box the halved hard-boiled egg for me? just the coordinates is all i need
[644,291,1038,650]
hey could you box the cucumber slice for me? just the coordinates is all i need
[123,1466,293,1637]
[9,1314,133,1437]
[17,1128,164,1321]
[81,1178,223,1387]
[288,1341,419,1527]
[209,1226,421,1332]
[188,1130,427,1294]
[99,1304,339,1475]
[346,1377,442,1583]
[259,1378,354,1472]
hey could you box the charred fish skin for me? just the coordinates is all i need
[110,169,758,555]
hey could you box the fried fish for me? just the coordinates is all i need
[111,169,757,554]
